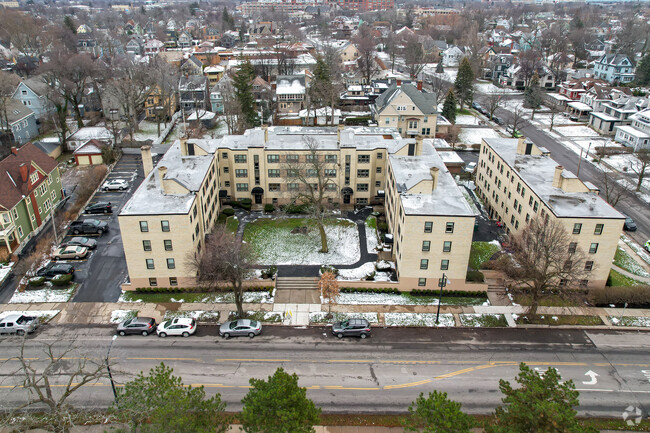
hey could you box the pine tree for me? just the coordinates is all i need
[403,391,473,433]
[233,60,258,129]
[454,57,475,110]
[636,54,650,86]
[523,72,542,120]
[442,88,457,124]
[436,61,444,74]
[309,56,335,120]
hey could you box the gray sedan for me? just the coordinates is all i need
[219,319,262,338]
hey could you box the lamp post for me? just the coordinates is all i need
[576,142,592,177]
[106,335,119,406]
[435,273,448,325]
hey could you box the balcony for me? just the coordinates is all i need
[0,222,16,238]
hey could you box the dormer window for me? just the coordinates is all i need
[30,172,38,184]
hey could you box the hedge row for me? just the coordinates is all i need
[591,285,650,308]
[466,270,485,282]
[410,289,488,298]
[134,286,274,294]
[340,287,400,294]
[223,199,252,210]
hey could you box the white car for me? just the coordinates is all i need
[464,162,477,173]
[102,179,129,191]
[156,318,197,338]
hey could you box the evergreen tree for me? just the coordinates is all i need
[241,368,321,433]
[442,88,457,124]
[487,363,596,433]
[436,61,444,74]
[309,56,334,109]
[233,60,258,129]
[222,7,234,30]
[63,15,76,34]
[403,391,473,433]
[454,57,475,110]
[523,72,543,120]
[636,54,650,86]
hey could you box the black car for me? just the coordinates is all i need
[331,318,371,339]
[493,116,505,125]
[64,236,97,250]
[623,216,637,231]
[36,263,75,279]
[85,202,112,214]
[472,102,482,111]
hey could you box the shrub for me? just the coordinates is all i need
[365,271,376,281]
[320,265,339,276]
[282,203,309,214]
[591,285,650,308]
[28,277,46,287]
[466,270,485,282]
[222,208,235,216]
[51,274,73,286]
[261,265,277,279]
[377,222,388,232]
[264,204,275,213]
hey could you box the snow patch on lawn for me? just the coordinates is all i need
[163,310,221,322]
[0,262,13,283]
[110,310,138,324]
[459,313,506,327]
[554,125,601,137]
[455,114,480,125]
[9,286,75,304]
[309,312,379,324]
[337,262,393,282]
[385,313,455,327]
[609,316,650,327]
[621,235,650,265]
[0,310,60,322]
[365,222,380,253]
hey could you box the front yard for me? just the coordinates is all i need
[243,217,360,265]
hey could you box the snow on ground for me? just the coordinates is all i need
[365,221,379,253]
[118,290,274,303]
[0,310,60,322]
[621,235,650,265]
[459,127,502,145]
[9,286,75,304]
[615,245,650,278]
[0,262,13,283]
[609,316,650,327]
[309,312,379,324]
[335,292,485,306]
[459,313,507,327]
[474,82,521,95]
[133,121,164,141]
[110,309,138,324]
[163,310,221,322]
[455,114,480,125]
[528,113,574,127]
[249,219,360,265]
[337,262,392,282]
[554,125,601,137]
[385,313,455,327]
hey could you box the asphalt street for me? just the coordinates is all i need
[1,326,649,420]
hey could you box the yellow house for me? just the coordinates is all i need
[371,82,439,138]
[144,85,178,120]
[203,65,225,87]
[338,42,360,64]
[475,137,624,289]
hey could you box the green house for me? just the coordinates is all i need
[0,143,63,259]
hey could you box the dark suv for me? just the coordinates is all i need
[85,202,112,214]
[36,263,75,279]
[331,318,371,339]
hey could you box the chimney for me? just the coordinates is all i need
[417,80,423,91]
[516,137,526,155]
[430,167,439,191]
[19,163,28,182]
[10,147,18,155]
[396,79,401,87]
[552,165,564,189]
[337,124,345,145]
[262,124,268,143]
[158,166,169,194]
[180,137,188,155]
[415,135,423,155]
[141,145,153,178]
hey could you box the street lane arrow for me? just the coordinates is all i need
[582,370,599,385]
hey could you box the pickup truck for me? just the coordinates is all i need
[69,219,109,235]
[0,314,40,335]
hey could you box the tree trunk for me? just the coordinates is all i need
[318,221,328,253]
[72,102,84,128]
[157,116,161,137]
[531,108,536,121]
[233,282,244,318]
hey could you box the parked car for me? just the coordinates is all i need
[116,317,157,336]
[36,263,74,279]
[623,216,637,231]
[85,202,112,214]
[493,116,504,125]
[472,102,482,111]
[0,314,39,335]
[219,319,262,338]
[464,162,477,173]
[69,219,109,235]
[102,179,129,191]
[157,318,197,338]
[52,245,88,260]
[645,240,650,253]
[331,318,371,339]
[64,236,97,250]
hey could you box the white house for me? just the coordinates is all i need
[614,108,650,151]
[442,46,465,67]
[592,54,635,84]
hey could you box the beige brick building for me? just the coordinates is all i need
[475,137,624,289]
[371,83,439,138]
[119,127,476,290]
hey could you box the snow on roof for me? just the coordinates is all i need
[187,110,216,120]
[437,151,464,164]
[276,77,305,95]
[484,138,623,220]
[204,65,225,73]
[68,127,113,141]
[567,101,593,111]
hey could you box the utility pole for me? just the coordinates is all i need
[435,273,448,325]
[106,335,119,406]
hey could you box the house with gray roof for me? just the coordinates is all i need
[11,76,53,120]
[1,99,38,146]
[370,82,438,138]
[592,54,635,84]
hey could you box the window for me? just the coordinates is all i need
[17,226,23,238]
[268,169,280,178]
[286,155,299,163]
[356,198,368,205]
[222,166,230,174]
[326,183,337,191]
[585,261,594,271]
[164,240,173,251]
[396,106,407,111]
[357,155,370,163]
[443,241,452,252]
[420,259,429,270]
[357,169,369,177]
[445,222,454,233]
[161,220,170,232]
[422,241,430,251]
[287,169,299,177]
[441,259,449,270]
[306,154,317,163]
[589,243,599,254]
[325,154,337,163]
[424,222,433,233]
[140,221,149,232]
[377,152,382,159]
[375,181,381,187]
[146,259,155,269]
[224,181,230,187]
[169,277,178,286]
[235,169,248,178]
[236,183,248,192]
[288,183,299,191]
[166,258,175,269]
[269,183,280,192]
[149,278,158,286]
[234,154,247,163]
[267,154,279,163]
[418,278,426,286]
[408,120,418,129]
[594,224,604,235]
[143,240,151,251]
[324,169,336,177]
[357,183,368,192]
[376,167,382,173]
[573,223,582,234]
[306,169,317,177]
[533,201,539,212]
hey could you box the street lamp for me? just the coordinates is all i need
[576,141,592,178]
[435,273,448,325]
[106,335,119,407]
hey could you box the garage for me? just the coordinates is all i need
[73,139,107,166]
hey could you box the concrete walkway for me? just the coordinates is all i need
[611,264,650,284]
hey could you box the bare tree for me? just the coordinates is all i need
[354,25,380,84]
[447,124,462,150]
[0,10,48,62]
[518,49,543,88]
[284,137,338,253]
[0,71,21,152]
[148,58,179,136]
[497,217,589,316]
[106,58,152,141]
[600,170,629,207]
[429,74,451,106]
[190,225,257,318]
[485,90,506,121]
[628,150,650,192]
[508,106,525,136]
[3,340,112,433]
[319,271,339,318]
[402,35,429,80]
[548,103,561,132]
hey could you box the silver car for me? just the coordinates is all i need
[0,314,39,335]
[219,319,262,338]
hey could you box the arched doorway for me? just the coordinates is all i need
[251,187,264,205]
[341,187,353,205]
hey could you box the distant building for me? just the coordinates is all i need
[592,54,635,85]
[614,108,650,151]
[12,77,53,120]
[371,81,438,138]
[1,99,39,145]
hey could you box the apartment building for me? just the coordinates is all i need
[475,137,624,289]
[371,82,439,138]
[120,127,475,289]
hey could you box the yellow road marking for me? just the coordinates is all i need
[127,357,202,362]
[328,360,372,363]
[214,358,291,362]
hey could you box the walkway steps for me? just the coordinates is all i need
[276,277,319,291]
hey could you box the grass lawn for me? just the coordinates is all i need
[608,269,645,287]
[120,290,273,304]
[512,292,584,307]
[460,314,508,327]
[457,108,473,115]
[515,315,603,326]
[228,311,282,323]
[226,215,239,233]
[613,247,650,278]
[365,215,377,230]
[243,217,360,265]
[469,241,500,270]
